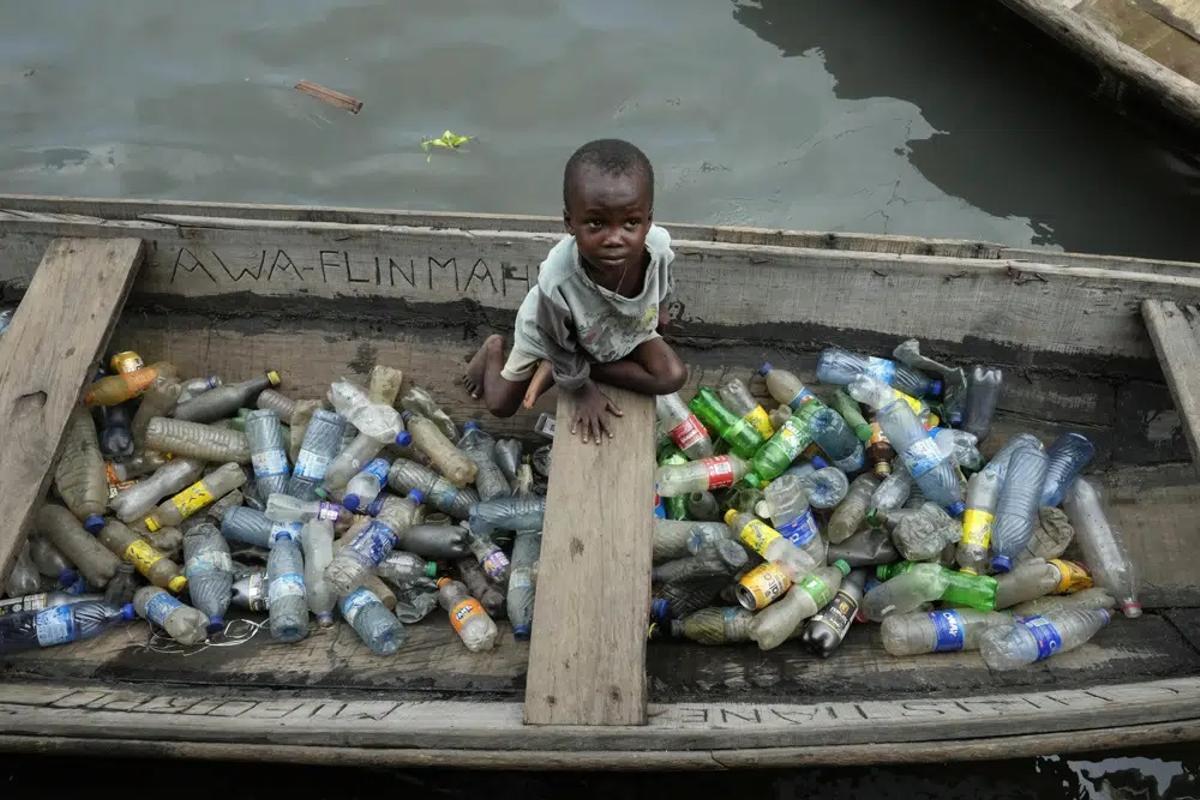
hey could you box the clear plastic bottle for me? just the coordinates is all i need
[28,533,74,581]
[718,378,774,439]
[98,519,187,593]
[282,409,344,500]
[653,519,729,562]
[468,533,511,582]
[800,569,866,657]
[366,364,404,406]
[286,399,323,464]
[255,387,296,419]
[986,433,1045,482]
[980,608,1111,669]
[266,492,352,531]
[328,379,407,444]
[656,454,749,498]
[182,521,233,630]
[508,530,541,639]
[324,433,387,494]
[400,386,459,442]
[267,528,308,642]
[457,422,511,501]
[788,460,849,509]
[377,551,439,587]
[6,544,47,597]
[758,362,818,410]
[862,562,949,621]
[828,473,879,543]
[1063,478,1140,618]
[397,522,472,560]
[869,466,913,517]
[749,561,851,651]
[402,411,477,488]
[144,463,246,532]
[956,467,1002,575]
[371,492,426,532]
[109,458,205,524]
[103,563,139,606]
[456,557,506,617]
[494,439,522,484]
[83,365,162,407]
[437,577,497,652]
[341,457,392,512]
[178,375,222,404]
[809,407,865,473]
[0,599,135,654]
[1019,507,1075,564]
[831,390,873,443]
[35,504,121,588]
[134,586,209,645]
[387,458,479,519]
[881,609,1011,656]
[933,427,984,472]
[671,606,755,645]
[467,495,545,537]
[339,586,407,655]
[818,347,941,397]
[995,558,1091,609]
[1040,432,1095,507]
[54,408,109,533]
[1012,586,1115,618]
[245,409,291,498]
[990,445,1049,573]
[300,518,336,627]
[173,371,280,423]
[221,506,273,548]
[685,491,722,521]
[655,392,715,460]
[146,417,251,463]
[762,474,824,563]
[962,366,1003,442]
[0,589,104,617]
[724,510,819,580]
[323,492,424,596]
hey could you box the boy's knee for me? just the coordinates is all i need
[658,358,688,394]
[486,395,520,419]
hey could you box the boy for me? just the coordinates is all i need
[463,139,687,444]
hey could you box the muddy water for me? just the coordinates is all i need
[1,0,1197,259]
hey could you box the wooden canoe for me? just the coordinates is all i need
[0,194,1197,768]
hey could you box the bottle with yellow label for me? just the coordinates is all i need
[97,520,187,593]
[723,509,819,581]
[143,462,246,532]
[718,378,775,440]
[957,468,1001,574]
[749,561,851,651]
[437,577,497,652]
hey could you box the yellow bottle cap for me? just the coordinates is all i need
[144,517,161,533]
[723,508,738,525]
[266,370,281,386]
[168,575,188,593]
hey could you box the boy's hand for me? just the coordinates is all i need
[570,381,623,445]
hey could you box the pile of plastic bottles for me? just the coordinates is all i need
[652,341,1141,669]
[2,351,546,657]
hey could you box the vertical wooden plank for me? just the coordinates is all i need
[523,384,655,726]
[0,238,144,582]
[1142,299,1200,466]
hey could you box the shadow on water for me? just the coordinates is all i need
[731,0,1200,260]
[1,745,1198,798]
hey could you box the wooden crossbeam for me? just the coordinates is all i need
[1142,299,1200,467]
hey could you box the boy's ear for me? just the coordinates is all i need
[563,208,574,233]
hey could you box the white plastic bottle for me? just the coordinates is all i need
[1063,478,1141,618]
[109,458,205,523]
[133,586,209,645]
[301,518,337,627]
[979,608,1111,670]
[882,609,1011,656]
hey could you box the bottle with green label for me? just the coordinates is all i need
[688,387,765,459]
[877,560,998,611]
[831,390,873,443]
[749,560,851,651]
[657,445,690,520]
[744,404,820,487]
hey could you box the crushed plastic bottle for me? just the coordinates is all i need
[134,586,209,645]
[873,393,963,516]
[718,378,774,439]
[54,408,109,533]
[750,561,851,651]
[868,466,913,517]
[825,527,900,567]
[467,495,545,537]
[455,557,505,617]
[1018,507,1075,564]
[956,467,1001,575]
[656,454,749,497]
[323,501,417,597]
[817,347,941,397]
[0,599,136,654]
[438,577,497,652]
[175,371,280,423]
[402,411,477,488]
[653,539,748,585]
[387,458,480,519]
[35,505,121,588]
[508,530,541,639]
[1040,432,1095,507]
[6,544,48,598]
[340,586,407,655]
[401,385,459,442]
[828,473,879,543]
[809,406,865,473]
[863,562,948,621]
[146,417,251,463]
[655,392,715,460]
[326,379,405,443]
[762,474,825,563]
[990,445,1048,573]
[689,387,765,458]
[287,410,346,500]
[800,569,866,657]
[267,527,308,642]
[653,519,729,562]
[245,409,291,498]
[109,458,205,524]
[787,460,848,509]
[377,551,439,587]
[231,570,269,612]
[183,521,233,630]
[933,427,983,472]
[962,366,1003,442]
[758,362,818,410]
[144,462,246,532]
[979,608,1111,669]
[98,519,187,592]
[457,422,511,501]
[995,558,1092,609]
[882,609,1011,656]
[1063,478,1141,618]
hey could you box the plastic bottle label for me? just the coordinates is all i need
[124,539,165,575]
[704,456,737,490]
[901,436,945,479]
[449,597,485,633]
[339,587,375,625]
[961,509,994,548]
[737,519,782,556]
[145,592,184,626]
[268,572,305,605]
[868,422,889,446]
[481,550,510,581]
[812,590,857,636]
[737,562,792,609]
[35,606,77,646]
[509,571,533,591]
[188,551,234,575]
[786,387,815,411]
[361,458,391,482]
[669,415,708,452]
[352,521,398,565]
[293,450,331,481]
[251,448,289,479]
[744,407,774,439]
[929,610,965,652]
[0,594,46,617]
[1021,615,1064,660]
[798,573,835,607]
[171,482,215,519]
[777,509,819,547]
[774,419,809,458]
[1049,559,1093,594]
[316,502,343,522]
[866,357,897,384]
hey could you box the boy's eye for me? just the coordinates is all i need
[624,219,641,229]
[586,220,602,229]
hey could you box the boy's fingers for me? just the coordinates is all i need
[600,416,613,439]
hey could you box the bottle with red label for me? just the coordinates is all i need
[655,392,714,460]
[655,454,749,498]
[437,577,497,652]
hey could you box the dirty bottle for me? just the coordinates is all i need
[177,375,222,404]
[231,570,269,612]
[744,407,818,487]
[508,530,541,639]
[962,366,1003,442]
[397,522,472,560]
[878,561,998,610]
[402,411,477,488]
[494,438,522,484]
[862,562,949,621]
[685,491,721,521]
[98,519,187,592]
[146,417,251,463]
[456,558,505,617]
[1063,478,1140,618]
[467,495,545,536]
[134,586,210,645]
[653,519,729,562]
[245,409,291,498]
[956,467,1001,575]
[1040,432,1095,507]
[653,539,748,585]
[286,410,346,500]
[28,534,74,582]
[1011,586,1115,618]
[881,609,1011,656]
[267,527,308,642]
[35,505,121,588]
[758,362,818,410]
[786,459,848,509]
[979,608,1111,670]
[817,347,941,398]
[103,564,139,606]
[831,389,872,443]
[879,502,960,562]
[328,379,406,443]
[990,445,1048,572]
[54,408,109,533]
[323,493,423,596]
[749,561,851,651]
[1019,507,1075,564]
[400,386,459,442]
[457,422,511,501]
[285,400,323,464]
[468,533,510,583]
[340,587,407,655]
[220,506,273,548]
[828,473,879,543]
[83,365,162,406]
[809,406,865,473]
[387,458,480,519]
[688,387,765,459]
[670,606,755,645]
[724,509,819,580]
[299,518,336,627]
[800,569,866,657]
[438,577,497,652]
[377,551,439,587]
[174,371,280,423]
[995,558,1092,609]
[6,544,46,597]
[97,404,135,459]
[0,589,104,618]
[933,427,983,472]
[371,492,426,532]
[0,600,135,654]
[875,394,963,515]
[656,454,749,497]
[865,421,896,478]
[825,527,899,567]
[341,458,393,512]
[109,458,205,524]
[324,432,387,494]
[182,522,233,630]
[365,364,404,406]
[869,465,913,517]
[762,474,824,563]
[144,462,246,532]
[718,377,774,439]
[255,387,296,420]
[655,392,715,460]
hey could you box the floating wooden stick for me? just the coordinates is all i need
[294,80,363,114]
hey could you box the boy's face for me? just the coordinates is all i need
[564,166,653,275]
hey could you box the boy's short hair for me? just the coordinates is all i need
[563,139,654,209]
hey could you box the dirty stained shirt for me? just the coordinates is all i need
[512,224,675,392]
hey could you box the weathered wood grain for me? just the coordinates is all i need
[524,385,655,725]
[1142,299,1200,465]
[0,238,143,585]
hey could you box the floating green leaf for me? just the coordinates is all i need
[420,130,473,162]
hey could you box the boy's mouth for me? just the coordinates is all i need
[594,254,629,268]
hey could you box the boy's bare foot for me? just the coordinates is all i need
[463,335,502,399]
[522,360,554,408]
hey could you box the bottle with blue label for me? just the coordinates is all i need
[990,444,1049,573]
[785,458,849,509]
[874,394,964,516]
[133,586,209,645]
[816,347,942,398]
[979,607,1111,670]
[183,521,233,631]
[387,458,480,519]
[0,599,135,654]
[342,457,393,512]
[761,473,825,564]
[758,362,819,411]
[220,505,274,548]
[1040,432,1096,507]
[881,608,1011,656]
[507,530,541,640]
[809,406,865,473]
[457,421,512,501]
[339,586,407,656]
[245,409,291,498]
[267,527,308,642]
[286,410,346,501]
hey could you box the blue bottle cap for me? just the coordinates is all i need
[206,616,224,633]
[366,495,385,517]
[410,489,426,505]
[950,410,964,426]
[343,494,362,512]
[119,603,137,621]
[947,500,966,517]
[84,514,106,534]
[650,598,669,622]
[991,554,1013,573]
[395,430,413,447]
[271,529,294,545]
[930,379,944,397]
[513,623,532,640]
[58,568,78,588]
[464,420,480,432]
[758,362,773,376]
[811,455,829,470]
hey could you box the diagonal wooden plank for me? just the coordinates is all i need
[1142,299,1200,466]
[524,384,655,726]
[0,238,144,583]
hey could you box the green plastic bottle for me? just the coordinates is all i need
[877,560,998,611]
[657,445,690,520]
[689,388,765,459]
[744,403,820,487]
[832,390,872,443]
